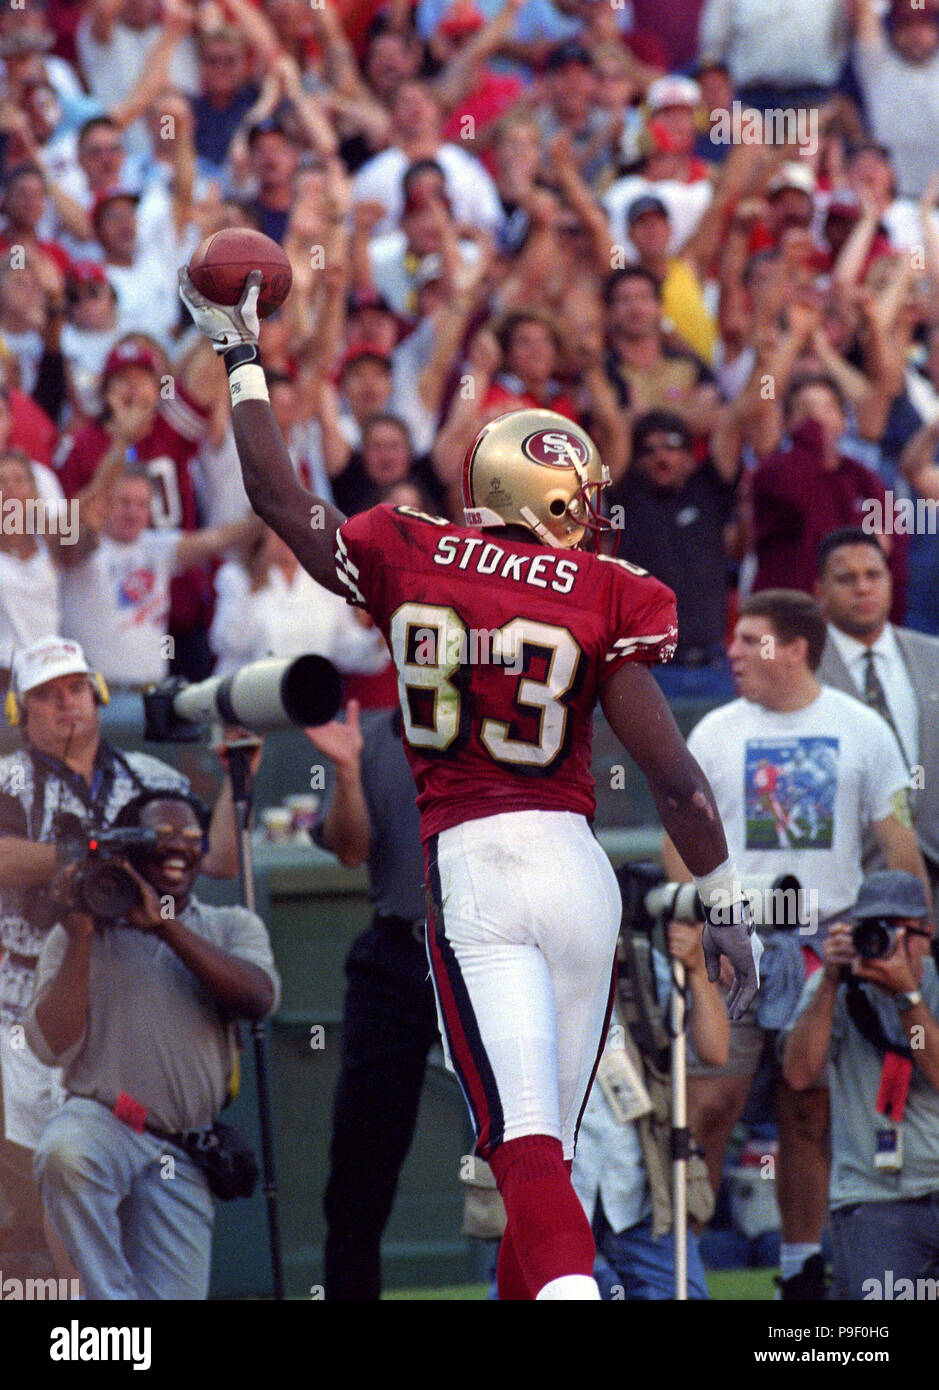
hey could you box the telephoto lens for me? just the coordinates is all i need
[851,917,901,961]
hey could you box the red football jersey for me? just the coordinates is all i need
[56,386,208,530]
[56,386,210,632]
[336,505,678,841]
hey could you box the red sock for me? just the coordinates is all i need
[488,1135,595,1298]
[495,1222,531,1301]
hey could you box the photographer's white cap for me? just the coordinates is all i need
[12,637,91,696]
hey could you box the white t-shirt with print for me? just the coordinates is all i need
[687,686,910,920]
[61,529,180,685]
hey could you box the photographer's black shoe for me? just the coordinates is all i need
[775,1253,830,1301]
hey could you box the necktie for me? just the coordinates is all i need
[862,650,908,766]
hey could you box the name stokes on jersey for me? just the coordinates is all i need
[432,534,579,593]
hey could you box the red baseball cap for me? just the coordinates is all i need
[337,341,392,379]
[102,340,160,384]
[825,191,862,223]
[439,1,485,38]
[68,259,110,288]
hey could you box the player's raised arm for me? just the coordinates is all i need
[600,663,762,1018]
[178,267,348,598]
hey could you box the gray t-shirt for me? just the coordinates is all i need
[787,959,939,1208]
[25,897,280,1135]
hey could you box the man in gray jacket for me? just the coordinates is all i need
[815,527,939,910]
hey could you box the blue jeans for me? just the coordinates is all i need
[34,1096,214,1299]
[595,1207,709,1300]
[831,1196,939,1300]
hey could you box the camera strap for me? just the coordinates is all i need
[26,742,148,836]
[844,981,913,1062]
[844,982,914,1123]
[876,1053,913,1125]
[27,749,49,841]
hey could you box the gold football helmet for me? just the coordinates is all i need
[462,409,611,548]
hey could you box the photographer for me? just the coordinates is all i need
[26,789,280,1301]
[783,871,939,1300]
[572,911,728,1300]
[0,635,240,1272]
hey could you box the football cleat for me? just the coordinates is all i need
[462,409,612,549]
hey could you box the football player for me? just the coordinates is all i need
[179,269,761,1301]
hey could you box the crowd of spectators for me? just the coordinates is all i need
[2,0,939,1303]
[0,0,938,698]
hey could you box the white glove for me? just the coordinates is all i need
[178,267,261,354]
[701,896,763,1021]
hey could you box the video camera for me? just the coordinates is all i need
[63,828,158,923]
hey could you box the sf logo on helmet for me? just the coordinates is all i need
[522,429,589,469]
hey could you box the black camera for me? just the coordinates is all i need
[69,828,159,923]
[851,917,903,961]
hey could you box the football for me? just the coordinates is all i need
[188,228,292,319]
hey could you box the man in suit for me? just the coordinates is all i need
[815,526,939,911]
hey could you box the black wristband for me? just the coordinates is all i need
[222,343,260,374]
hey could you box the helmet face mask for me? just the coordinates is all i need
[566,477,611,545]
[463,409,611,549]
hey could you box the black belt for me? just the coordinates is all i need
[145,1121,208,1148]
[79,1095,203,1143]
[373,912,426,942]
